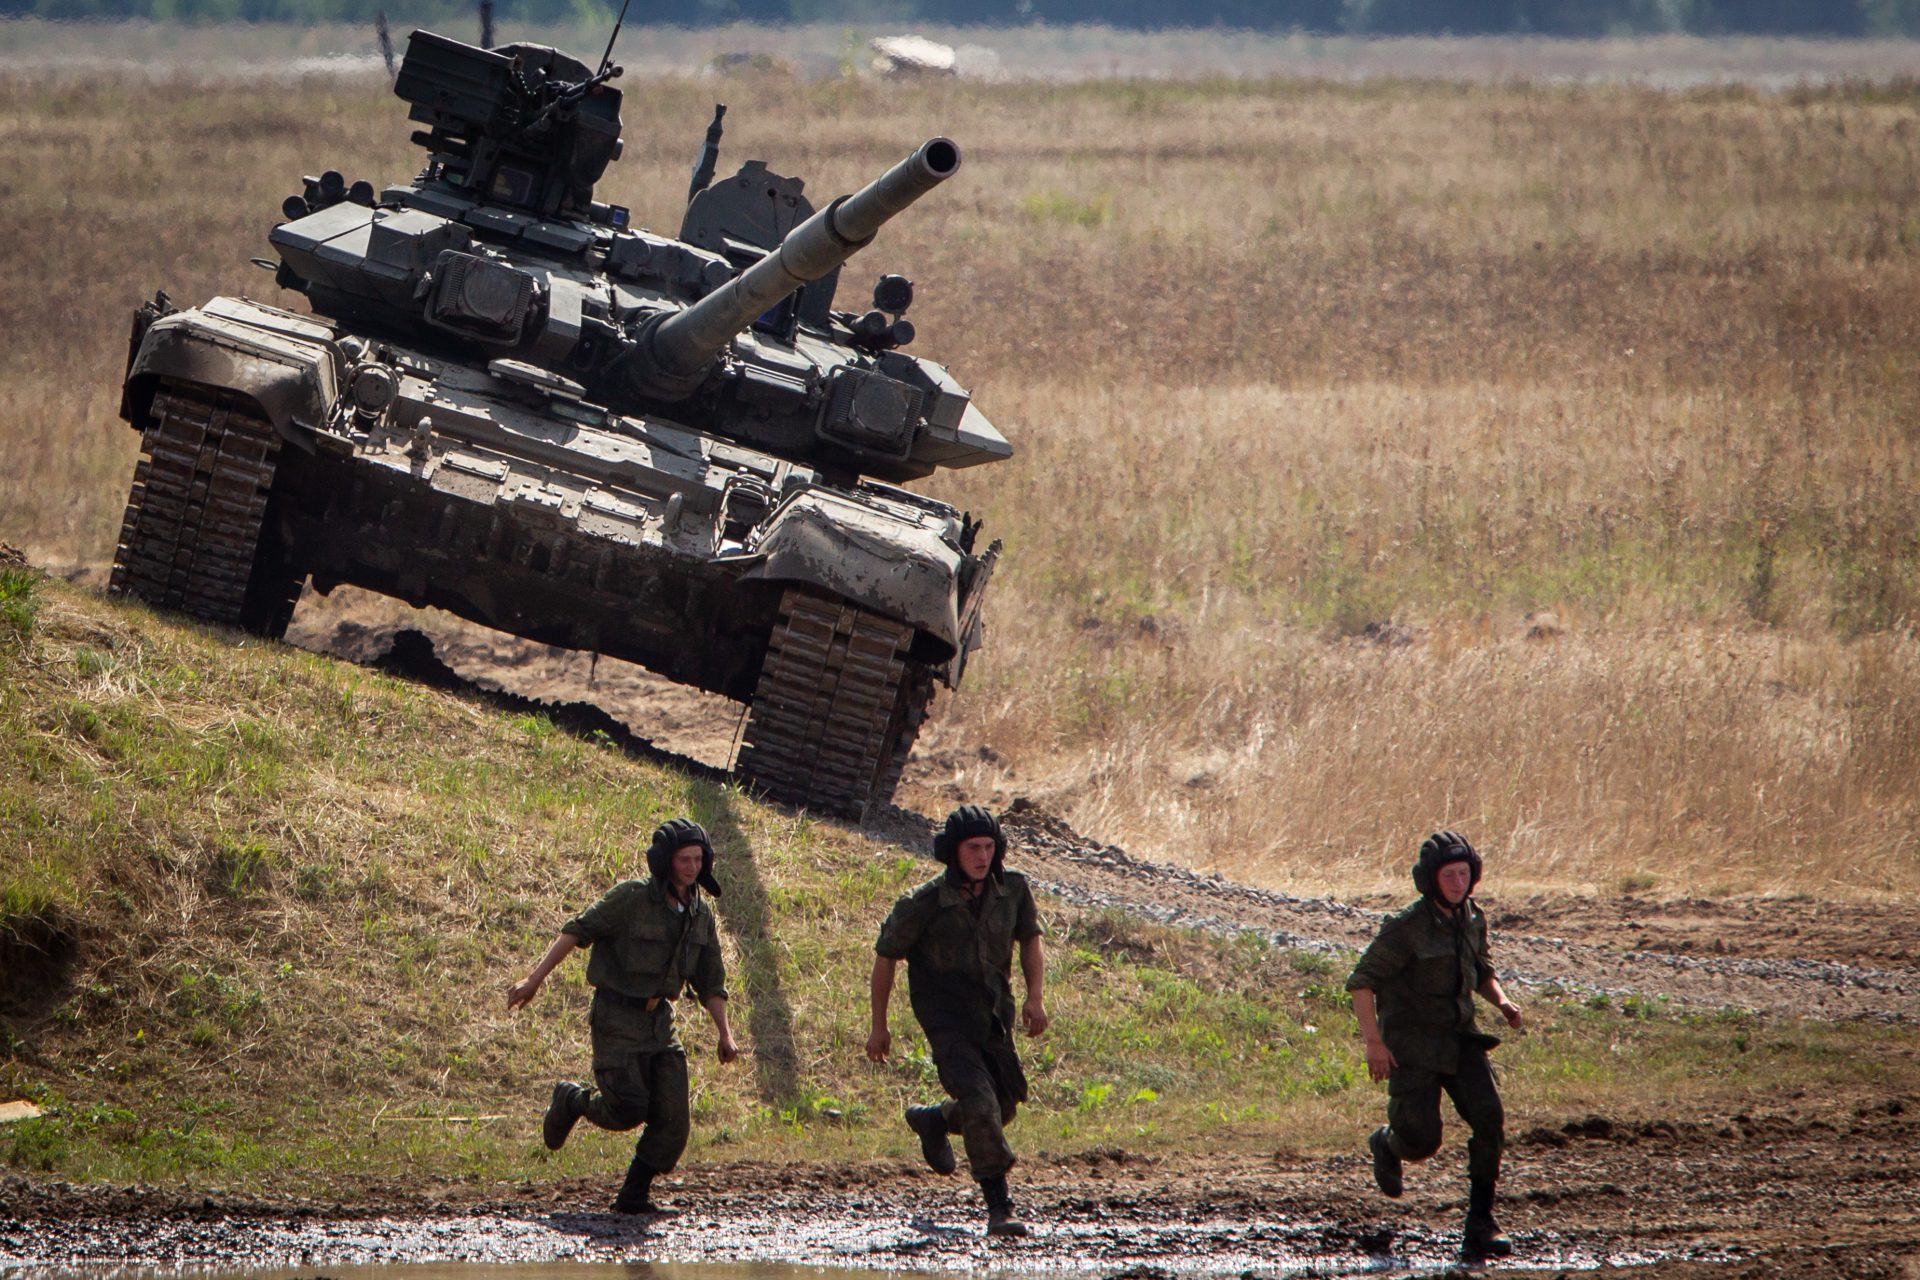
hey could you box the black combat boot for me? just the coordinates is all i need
[543,1081,587,1151]
[1368,1126,1403,1199]
[905,1105,957,1175]
[980,1175,1030,1237]
[1461,1177,1512,1260]
[612,1158,669,1215]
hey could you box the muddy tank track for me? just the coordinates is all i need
[109,381,303,638]
[872,664,936,809]
[735,588,936,819]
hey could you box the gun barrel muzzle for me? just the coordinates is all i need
[832,137,960,244]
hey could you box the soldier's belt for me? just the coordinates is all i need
[595,988,665,1011]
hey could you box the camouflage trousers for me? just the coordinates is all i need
[930,1030,1029,1181]
[1384,1039,1504,1185]
[584,994,692,1174]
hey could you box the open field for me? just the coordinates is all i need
[9,19,1920,84]
[3,57,1914,898]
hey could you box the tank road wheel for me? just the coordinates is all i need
[735,588,935,820]
[108,381,303,638]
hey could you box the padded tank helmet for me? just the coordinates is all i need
[1411,829,1482,898]
[647,817,722,897]
[933,803,1005,880]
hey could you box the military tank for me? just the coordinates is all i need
[109,28,1008,819]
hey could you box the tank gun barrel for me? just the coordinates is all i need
[640,137,960,393]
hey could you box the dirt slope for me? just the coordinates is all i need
[991,804,1920,1024]
[293,596,1920,1027]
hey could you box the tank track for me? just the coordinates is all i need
[872,663,936,810]
[109,381,302,637]
[735,588,936,820]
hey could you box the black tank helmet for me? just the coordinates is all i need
[1411,829,1482,898]
[646,817,723,897]
[933,804,1006,883]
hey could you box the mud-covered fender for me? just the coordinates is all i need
[737,489,967,661]
[120,296,344,447]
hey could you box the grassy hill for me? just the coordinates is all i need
[3,563,1913,1195]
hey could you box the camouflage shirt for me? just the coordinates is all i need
[876,871,1042,1042]
[563,876,727,1006]
[1345,896,1498,1075]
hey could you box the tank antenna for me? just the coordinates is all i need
[374,9,395,83]
[597,0,634,79]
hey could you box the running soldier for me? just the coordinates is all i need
[507,818,739,1214]
[1347,830,1524,1261]
[867,804,1048,1237]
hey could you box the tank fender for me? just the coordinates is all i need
[121,302,342,447]
[737,490,965,660]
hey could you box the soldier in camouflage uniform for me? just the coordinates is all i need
[867,805,1048,1237]
[1346,830,1524,1261]
[507,818,739,1214]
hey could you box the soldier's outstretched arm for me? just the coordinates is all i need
[506,931,580,1009]
[1019,934,1049,1036]
[866,954,899,1061]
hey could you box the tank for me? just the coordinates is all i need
[109,28,1009,820]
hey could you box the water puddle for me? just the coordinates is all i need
[0,1214,1736,1280]
[5,1266,950,1280]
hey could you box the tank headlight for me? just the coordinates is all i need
[348,362,400,415]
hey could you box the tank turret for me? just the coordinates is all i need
[265,32,999,482]
[112,24,1007,820]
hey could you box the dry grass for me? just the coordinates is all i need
[1,65,1916,899]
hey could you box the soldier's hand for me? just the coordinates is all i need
[1022,1000,1050,1037]
[1364,1039,1396,1083]
[865,1027,892,1062]
[505,977,541,1010]
[1498,1001,1524,1030]
[716,1031,741,1064]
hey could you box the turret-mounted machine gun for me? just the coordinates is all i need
[111,23,1008,819]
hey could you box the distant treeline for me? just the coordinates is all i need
[11,0,1920,36]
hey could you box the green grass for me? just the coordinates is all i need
[0,566,37,642]
[0,570,1914,1190]
[1019,190,1115,229]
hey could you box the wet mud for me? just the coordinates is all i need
[5,1094,1917,1277]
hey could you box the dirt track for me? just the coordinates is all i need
[8,597,1876,1276]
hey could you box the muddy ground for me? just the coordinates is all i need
[4,1090,1917,1276]
[3,589,1916,1276]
